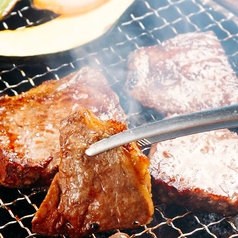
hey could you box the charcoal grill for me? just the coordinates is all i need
[0,0,238,237]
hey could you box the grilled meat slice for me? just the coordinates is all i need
[125,31,238,115]
[126,31,238,216]
[0,67,127,188]
[32,109,153,237]
[149,128,238,216]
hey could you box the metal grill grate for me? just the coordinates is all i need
[0,0,238,237]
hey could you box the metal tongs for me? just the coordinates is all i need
[85,104,238,156]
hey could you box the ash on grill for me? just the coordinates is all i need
[0,0,238,238]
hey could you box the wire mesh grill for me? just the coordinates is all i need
[0,0,238,237]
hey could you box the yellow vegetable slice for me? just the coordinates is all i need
[0,0,135,56]
[33,0,110,15]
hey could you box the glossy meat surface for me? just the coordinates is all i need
[0,67,127,187]
[149,128,238,216]
[126,31,238,115]
[32,109,153,237]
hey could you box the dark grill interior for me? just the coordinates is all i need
[0,0,238,237]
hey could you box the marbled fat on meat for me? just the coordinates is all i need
[0,67,127,187]
[32,109,153,237]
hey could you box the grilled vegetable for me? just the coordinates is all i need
[0,0,135,56]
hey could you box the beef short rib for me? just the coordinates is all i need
[32,109,153,237]
[0,67,127,187]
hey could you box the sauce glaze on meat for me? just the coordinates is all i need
[0,67,127,187]
[32,109,153,237]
